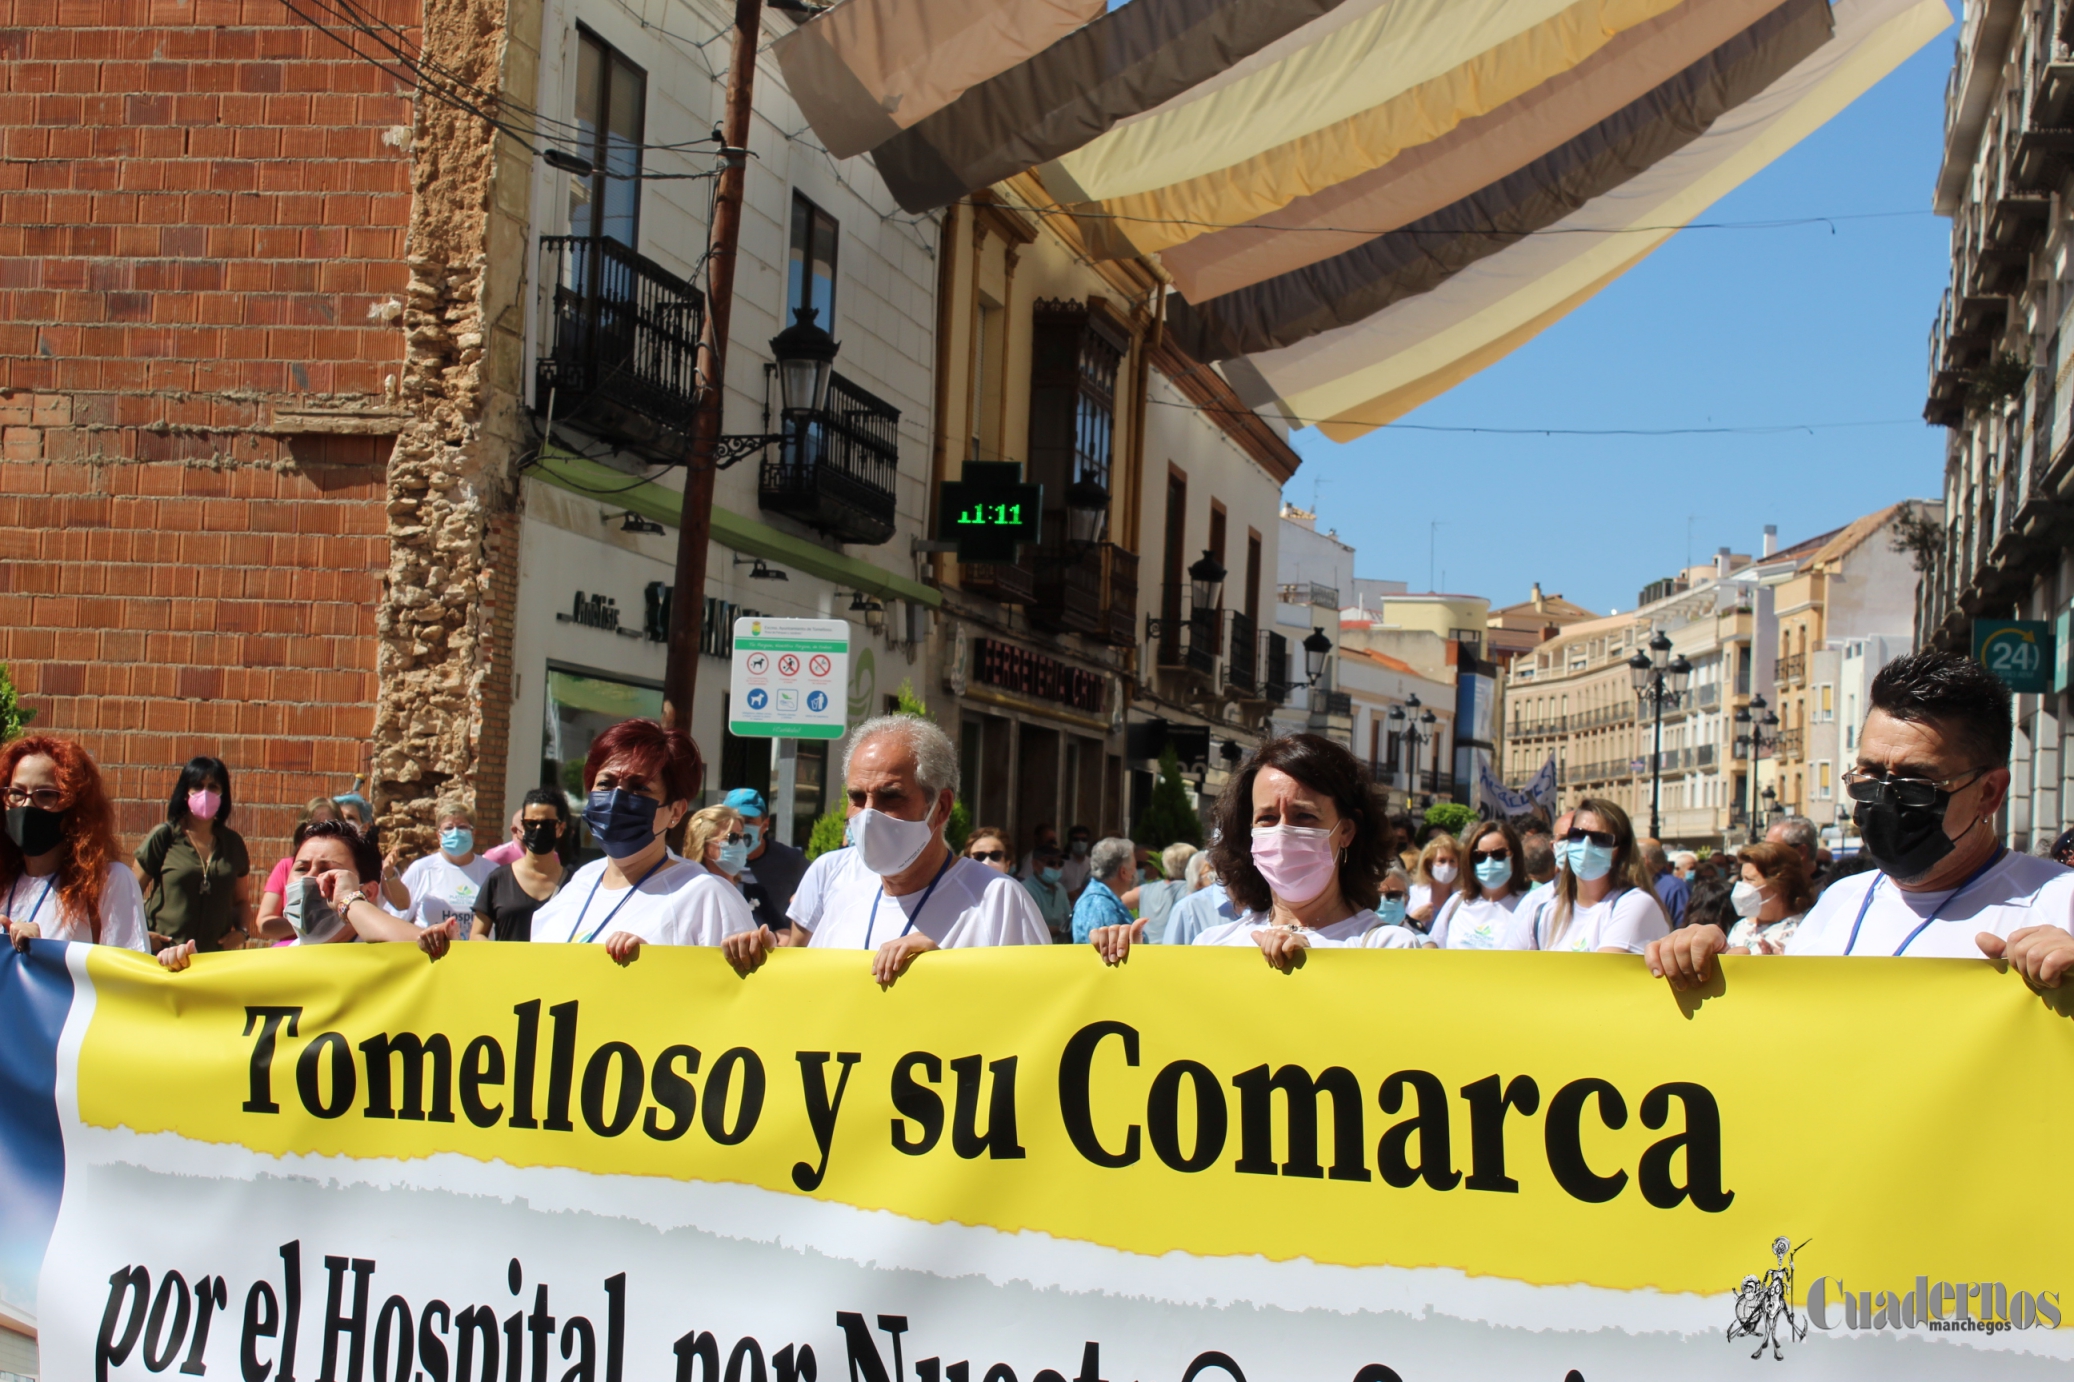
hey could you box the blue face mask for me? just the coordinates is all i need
[1553,838,1576,874]
[742,822,762,852]
[1039,867,1063,886]
[1473,857,1511,890]
[584,789,660,859]
[716,840,750,873]
[1376,896,1408,926]
[1571,840,1616,882]
[441,827,474,857]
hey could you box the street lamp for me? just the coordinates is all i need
[1628,631,1693,842]
[1735,692,1781,842]
[1065,478,1111,552]
[711,307,842,467]
[1760,784,1779,828]
[845,589,885,633]
[1389,694,1439,802]
[1189,550,1227,613]
[1301,627,1332,685]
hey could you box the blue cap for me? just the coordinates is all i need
[724,788,767,817]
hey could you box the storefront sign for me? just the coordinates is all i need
[1974,619,2054,693]
[9,944,2073,1380]
[557,590,641,637]
[973,638,1104,713]
[730,617,849,739]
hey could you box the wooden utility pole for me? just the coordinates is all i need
[662,0,764,731]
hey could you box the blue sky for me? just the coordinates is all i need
[1286,6,1959,615]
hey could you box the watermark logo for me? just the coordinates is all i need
[1727,1236,1810,1360]
[1804,1274,2062,1335]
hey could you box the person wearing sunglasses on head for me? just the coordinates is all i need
[1089,735,1420,971]
[1429,818,1531,950]
[1651,652,2074,989]
[527,720,758,967]
[1532,798,1671,953]
[688,806,750,885]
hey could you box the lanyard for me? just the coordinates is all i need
[1843,848,2005,956]
[866,853,955,948]
[7,874,57,929]
[567,857,669,944]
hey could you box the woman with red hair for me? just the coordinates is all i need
[2,735,149,952]
[529,718,758,965]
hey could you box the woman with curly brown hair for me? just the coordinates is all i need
[1,735,149,952]
[1088,734,1419,971]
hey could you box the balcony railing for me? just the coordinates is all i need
[1312,690,1353,718]
[758,372,900,545]
[1153,582,1217,677]
[1029,519,1104,635]
[1225,610,1258,695]
[1100,545,1138,648]
[961,558,1034,606]
[1779,727,1804,759]
[1778,653,1805,685]
[536,235,705,455]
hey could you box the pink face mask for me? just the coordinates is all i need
[187,789,221,820]
[1250,825,1340,905]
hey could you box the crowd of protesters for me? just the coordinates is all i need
[4,651,2073,991]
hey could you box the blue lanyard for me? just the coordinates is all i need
[866,853,955,948]
[567,857,669,944]
[1843,848,2005,956]
[7,874,57,929]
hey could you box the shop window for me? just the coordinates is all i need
[570,29,646,247]
[788,192,839,329]
[543,664,664,854]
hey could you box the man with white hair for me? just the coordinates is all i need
[770,715,1048,983]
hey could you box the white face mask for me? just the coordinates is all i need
[1430,861,1458,885]
[848,807,938,876]
[1730,879,1766,919]
[283,876,348,945]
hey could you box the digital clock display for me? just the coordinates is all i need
[956,502,1026,528]
[937,462,1042,561]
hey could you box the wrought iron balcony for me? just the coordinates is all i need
[1100,545,1138,648]
[758,372,900,545]
[1029,518,1104,635]
[1777,653,1805,685]
[1314,690,1353,718]
[536,235,704,460]
[961,559,1035,606]
[1263,631,1290,705]
[1153,582,1217,678]
[1224,610,1257,695]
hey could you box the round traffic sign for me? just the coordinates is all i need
[778,654,801,677]
[746,652,769,675]
[808,654,832,678]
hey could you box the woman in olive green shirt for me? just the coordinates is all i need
[134,755,253,951]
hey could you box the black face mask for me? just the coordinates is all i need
[1853,794,1965,883]
[6,805,66,857]
[521,820,560,856]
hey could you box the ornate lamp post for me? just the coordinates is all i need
[1734,693,1781,843]
[1626,630,1692,841]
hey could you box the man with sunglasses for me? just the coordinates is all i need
[1650,652,2074,989]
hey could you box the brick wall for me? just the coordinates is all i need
[0,0,417,862]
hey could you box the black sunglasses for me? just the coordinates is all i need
[1563,828,1616,848]
[1469,848,1509,864]
[1843,766,1986,811]
[969,849,1007,862]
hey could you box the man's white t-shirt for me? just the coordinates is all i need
[1787,850,2074,957]
[788,847,850,934]
[530,855,755,946]
[1431,892,1523,950]
[398,853,497,930]
[3,863,150,952]
[1535,887,1668,953]
[805,851,1049,949]
[1197,910,1423,949]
